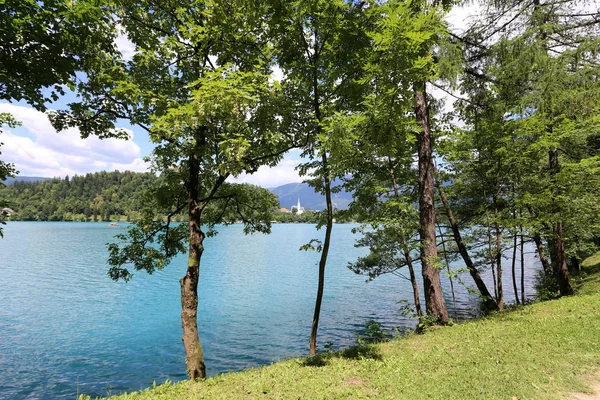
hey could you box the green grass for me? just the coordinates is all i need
[91,261,600,400]
[577,251,600,295]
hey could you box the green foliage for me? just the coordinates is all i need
[0,0,116,109]
[0,114,19,237]
[270,210,321,224]
[438,0,600,300]
[349,225,418,282]
[534,270,561,301]
[355,320,391,345]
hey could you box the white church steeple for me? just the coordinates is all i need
[294,197,304,215]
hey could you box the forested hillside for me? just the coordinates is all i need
[0,172,345,222]
[0,171,156,221]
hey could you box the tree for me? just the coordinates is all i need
[435,175,498,311]
[325,88,425,319]
[51,0,292,378]
[368,0,450,323]
[268,0,372,355]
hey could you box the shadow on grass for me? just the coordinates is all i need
[300,344,383,368]
[575,263,600,293]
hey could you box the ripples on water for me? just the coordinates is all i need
[0,222,541,399]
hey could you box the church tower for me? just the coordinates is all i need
[296,198,304,215]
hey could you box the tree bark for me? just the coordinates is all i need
[438,224,457,319]
[436,179,498,311]
[309,153,334,356]
[181,152,207,379]
[414,83,448,323]
[486,216,499,302]
[525,205,553,277]
[548,149,574,296]
[401,235,423,319]
[520,224,525,302]
[511,229,520,305]
[493,203,504,310]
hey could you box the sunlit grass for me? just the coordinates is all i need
[577,251,600,295]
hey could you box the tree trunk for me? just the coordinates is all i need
[401,235,423,319]
[181,153,207,379]
[520,224,525,302]
[414,83,448,323]
[531,229,553,277]
[548,149,574,296]
[309,153,334,356]
[493,204,504,310]
[511,230,520,305]
[486,217,499,302]
[390,165,422,319]
[436,178,498,311]
[550,220,574,296]
[438,224,457,319]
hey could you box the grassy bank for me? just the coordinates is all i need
[97,256,600,400]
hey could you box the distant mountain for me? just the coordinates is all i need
[2,176,54,186]
[270,181,353,211]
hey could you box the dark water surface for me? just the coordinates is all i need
[0,222,541,399]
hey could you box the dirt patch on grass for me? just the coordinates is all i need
[344,377,366,387]
[570,377,600,400]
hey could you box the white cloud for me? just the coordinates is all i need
[115,31,136,61]
[446,4,483,35]
[227,156,303,188]
[0,103,148,177]
[270,65,284,82]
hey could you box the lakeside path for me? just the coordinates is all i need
[92,260,600,400]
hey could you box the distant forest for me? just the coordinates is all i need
[0,171,333,223]
[1,171,156,222]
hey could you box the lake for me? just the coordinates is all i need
[0,222,542,399]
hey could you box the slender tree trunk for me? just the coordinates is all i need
[550,220,574,295]
[414,83,448,323]
[511,230,520,305]
[548,149,574,296]
[390,165,422,319]
[493,205,504,310]
[532,230,553,276]
[309,153,334,356]
[402,234,423,319]
[436,178,498,311]
[308,46,335,354]
[181,152,206,379]
[438,224,457,319]
[486,216,499,301]
[520,224,525,302]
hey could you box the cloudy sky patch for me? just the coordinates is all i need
[0,103,147,178]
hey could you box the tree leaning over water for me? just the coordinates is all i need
[50,0,292,379]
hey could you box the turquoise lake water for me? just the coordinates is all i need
[0,222,541,399]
